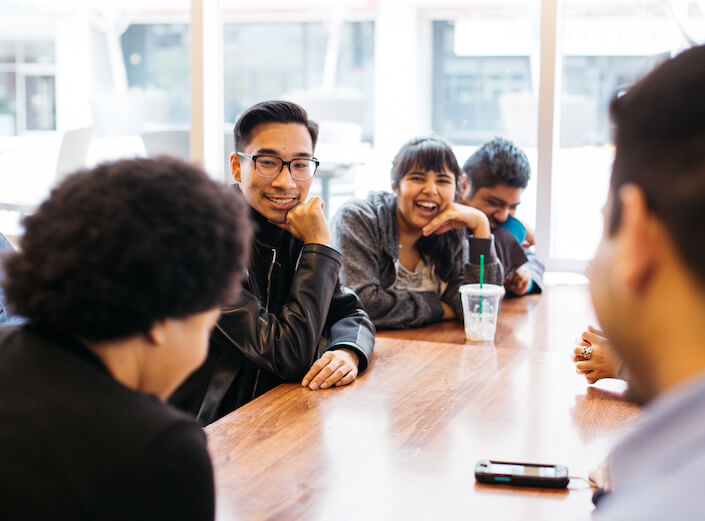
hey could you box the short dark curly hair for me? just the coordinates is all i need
[462,137,531,195]
[390,135,463,189]
[1,157,251,342]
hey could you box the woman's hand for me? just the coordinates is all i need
[421,203,491,238]
[572,325,622,383]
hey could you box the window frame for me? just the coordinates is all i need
[0,39,57,136]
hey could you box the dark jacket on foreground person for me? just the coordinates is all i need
[170,207,376,425]
[0,325,214,521]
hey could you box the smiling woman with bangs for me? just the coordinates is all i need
[332,136,504,329]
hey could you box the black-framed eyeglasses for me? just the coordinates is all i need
[237,152,319,180]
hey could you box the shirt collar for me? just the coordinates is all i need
[25,321,112,377]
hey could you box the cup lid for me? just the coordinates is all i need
[459,283,505,296]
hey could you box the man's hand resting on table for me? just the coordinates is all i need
[505,264,532,295]
[301,348,359,390]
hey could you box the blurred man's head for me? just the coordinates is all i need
[2,157,252,397]
[230,100,320,224]
[460,137,531,229]
[589,45,705,401]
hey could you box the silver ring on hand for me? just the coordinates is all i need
[581,345,593,360]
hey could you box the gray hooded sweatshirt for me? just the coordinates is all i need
[331,191,503,329]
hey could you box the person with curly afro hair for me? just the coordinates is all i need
[0,156,251,521]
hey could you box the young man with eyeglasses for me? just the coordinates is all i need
[170,100,375,425]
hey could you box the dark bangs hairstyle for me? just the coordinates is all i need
[391,136,464,283]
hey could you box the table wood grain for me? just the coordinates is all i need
[206,284,639,521]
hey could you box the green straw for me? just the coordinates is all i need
[479,254,484,288]
[478,254,485,314]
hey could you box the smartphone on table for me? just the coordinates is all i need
[475,459,569,489]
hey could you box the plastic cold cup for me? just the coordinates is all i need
[459,283,504,342]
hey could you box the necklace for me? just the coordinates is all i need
[398,239,419,249]
[398,229,421,250]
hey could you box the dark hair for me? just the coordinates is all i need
[608,44,705,285]
[462,137,531,196]
[233,100,319,152]
[1,157,252,342]
[391,136,464,282]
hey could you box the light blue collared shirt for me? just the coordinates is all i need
[596,372,705,520]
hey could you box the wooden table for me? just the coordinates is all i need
[206,284,639,521]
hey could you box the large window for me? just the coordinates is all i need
[0,3,190,235]
[430,4,541,231]
[121,24,191,126]
[2,1,704,269]
[433,52,533,144]
[432,19,538,147]
[0,40,56,136]
[551,0,704,262]
[223,21,374,141]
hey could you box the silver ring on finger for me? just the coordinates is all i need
[581,345,593,360]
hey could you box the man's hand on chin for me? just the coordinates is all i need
[275,197,331,246]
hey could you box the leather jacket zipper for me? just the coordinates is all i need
[265,247,276,312]
[253,247,277,400]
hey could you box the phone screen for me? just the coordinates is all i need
[488,462,557,477]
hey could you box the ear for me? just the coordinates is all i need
[146,320,168,347]
[457,173,469,198]
[230,152,242,183]
[613,184,656,295]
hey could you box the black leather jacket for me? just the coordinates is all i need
[170,208,375,425]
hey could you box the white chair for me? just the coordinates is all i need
[0,127,94,234]
[54,127,95,184]
[142,127,236,181]
[141,129,190,161]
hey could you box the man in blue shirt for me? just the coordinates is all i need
[589,44,705,520]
